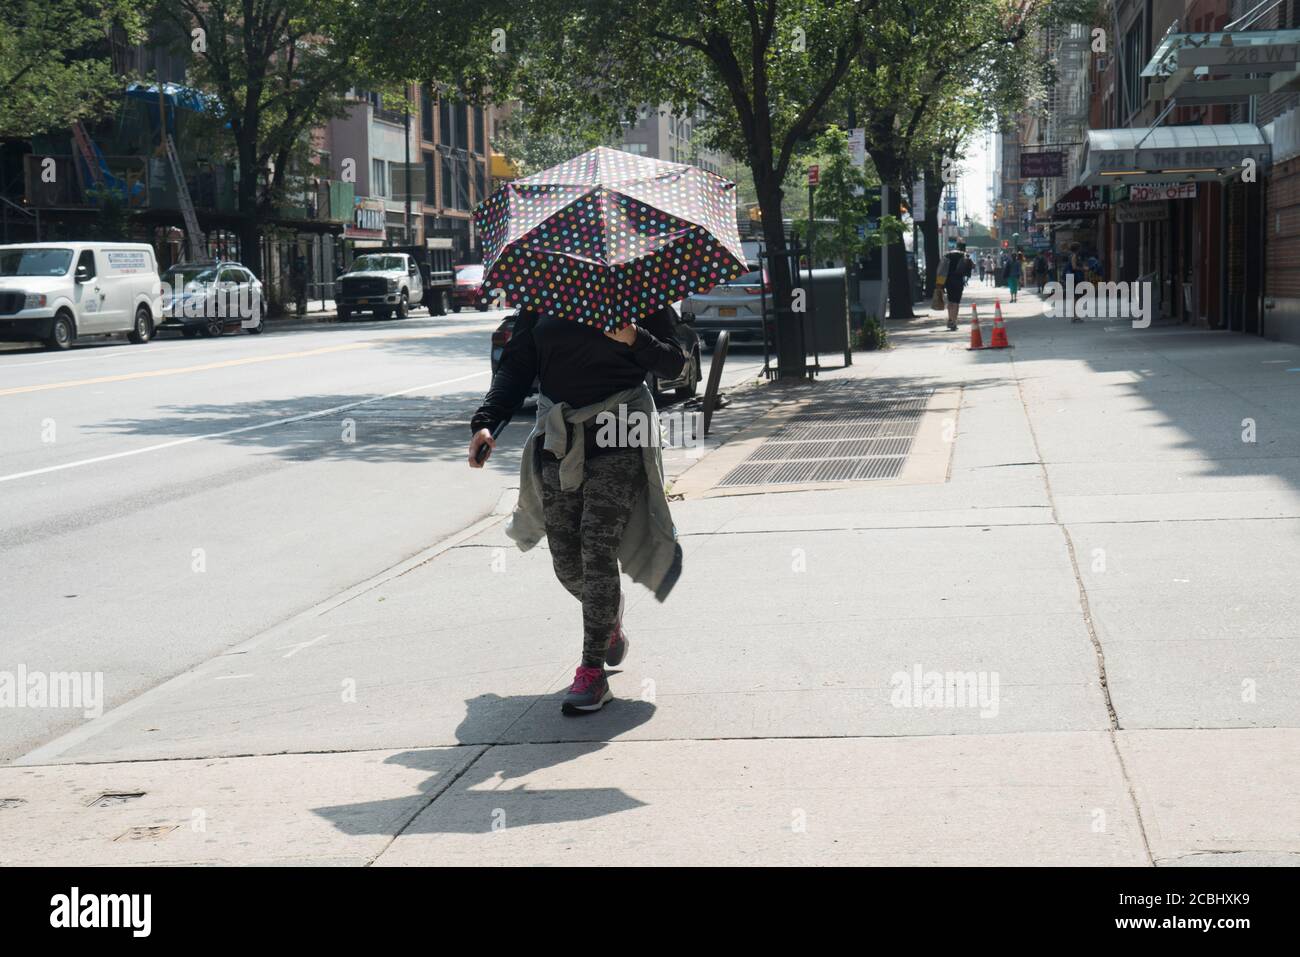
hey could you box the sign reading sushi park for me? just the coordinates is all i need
[1052,186,1108,218]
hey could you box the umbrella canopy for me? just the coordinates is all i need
[474,146,747,331]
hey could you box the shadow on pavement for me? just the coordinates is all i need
[313,693,656,836]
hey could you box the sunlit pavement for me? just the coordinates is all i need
[2,291,1298,866]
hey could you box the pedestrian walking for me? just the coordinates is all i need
[469,304,687,713]
[290,254,308,317]
[1067,242,1085,322]
[467,146,744,715]
[936,241,974,331]
[1005,251,1020,302]
[977,257,986,284]
[1034,251,1049,294]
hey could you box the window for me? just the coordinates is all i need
[424,152,436,204]
[441,154,469,210]
[475,159,486,205]
[372,159,387,197]
[1121,23,1145,120]
[76,250,96,280]
[454,104,468,150]
[473,106,484,152]
[421,85,434,142]
[439,98,469,149]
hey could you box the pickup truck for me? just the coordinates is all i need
[376,243,455,314]
[336,252,424,320]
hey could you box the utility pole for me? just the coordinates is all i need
[879,184,889,322]
[403,88,413,244]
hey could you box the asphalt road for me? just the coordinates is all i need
[0,309,765,760]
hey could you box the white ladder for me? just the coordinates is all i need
[164,134,205,261]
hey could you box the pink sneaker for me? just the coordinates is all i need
[604,593,629,667]
[562,666,612,715]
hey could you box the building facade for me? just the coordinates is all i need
[997,0,1300,340]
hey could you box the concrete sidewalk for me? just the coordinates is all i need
[4,286,1298,866]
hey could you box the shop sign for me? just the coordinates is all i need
[1116,201,1170,223]
[353,200,385,232]
[1053,186,1109,216]
[1179,41,1300,73]
[1020,152,1064,178]
[1130,183,1196,202]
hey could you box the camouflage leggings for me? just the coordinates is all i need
[541,448,645,667]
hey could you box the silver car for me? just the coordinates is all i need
[681,268,768,347]
[159,260,266,337]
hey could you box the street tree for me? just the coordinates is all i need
[362,0,875,378]
[844,0,1053,318]
[0,0,146,138]
[159,0,363,274]
[790,126,875,267]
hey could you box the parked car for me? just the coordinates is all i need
[158,260,266,337]
[0,242,161,350]
[452,264,488,311]
[336,252,424,320]
[681,267,769,347]
[489,305,702,404]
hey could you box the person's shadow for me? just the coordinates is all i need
[314,688,656,837]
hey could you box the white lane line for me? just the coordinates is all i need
[0,369,488,485]
[0,348,140,369]
[279,634,328,659]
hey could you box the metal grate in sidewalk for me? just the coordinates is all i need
[717,389,932,487]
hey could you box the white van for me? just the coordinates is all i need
[0,242,162,350]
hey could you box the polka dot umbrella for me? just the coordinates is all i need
[473,146,748,332]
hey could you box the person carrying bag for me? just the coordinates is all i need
[932,254,950,312]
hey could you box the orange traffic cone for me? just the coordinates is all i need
[989,300,1010,349]
[967,303,984,350]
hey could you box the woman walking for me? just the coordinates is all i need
[938,242,974,331]
[465,145,739,715]
[1005,251,1021,302]
[469,306,686,714]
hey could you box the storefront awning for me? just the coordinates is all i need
[1079,124,1269,185]
[1144,30,1300,101]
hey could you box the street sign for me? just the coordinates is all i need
[848,129,866,168]
[943,194,957,213]
[807,165,820,186]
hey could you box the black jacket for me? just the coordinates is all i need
[470,305,687,443]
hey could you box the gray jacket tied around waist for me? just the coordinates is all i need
[505,382,683,601]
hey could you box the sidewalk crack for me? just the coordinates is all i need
[1010,350,1156,866]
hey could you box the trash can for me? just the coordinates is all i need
[799,267,850,366]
